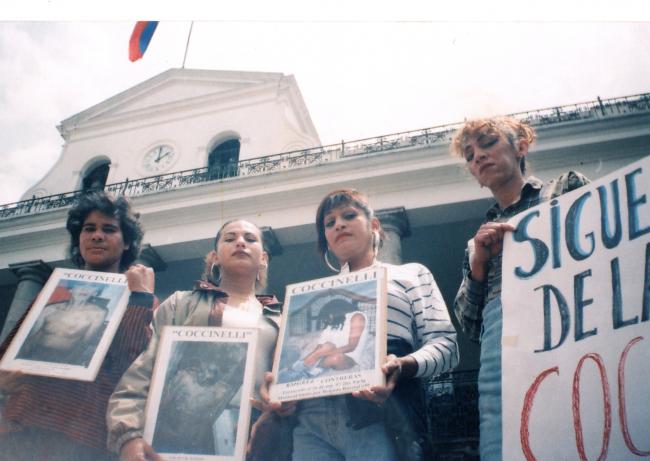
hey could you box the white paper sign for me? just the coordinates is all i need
[502,156,650,460]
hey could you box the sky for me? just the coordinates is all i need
[1,0,650,204]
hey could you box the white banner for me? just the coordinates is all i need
[502,156,650,460]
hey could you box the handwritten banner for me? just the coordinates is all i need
[502,156,650,460]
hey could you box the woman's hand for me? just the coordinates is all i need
[119,437,163,461]
[252,372,297,416]
[469,222,515,282]
[125,264,155,294]
[352,354,417,404]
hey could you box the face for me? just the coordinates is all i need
[462,129,527,191]
[214,220,267,276]
[70,284,98,303]
[323,205,378,269]
[79,211,127,273]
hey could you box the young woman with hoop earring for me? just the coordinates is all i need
[262,188,459,461]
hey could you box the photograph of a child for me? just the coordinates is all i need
[16,279,121,367]
[151,340,248,456]
[277,282,377,384]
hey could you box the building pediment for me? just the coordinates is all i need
[57,68,288,139]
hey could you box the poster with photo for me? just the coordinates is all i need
[270,266,387,402]
[143,326,258,461]
[0,267,130,381]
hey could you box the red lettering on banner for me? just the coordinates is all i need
[618,336,650,456]
[520,366,559,461]
[572,353,611,461]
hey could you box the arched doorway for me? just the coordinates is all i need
[208,139,240,180]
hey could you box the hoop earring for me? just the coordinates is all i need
[257,263,267,282]
[210,263,222,285]
[324,248,340,273]
[372,231,380,257]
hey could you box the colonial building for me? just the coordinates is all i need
[1,68,648,458]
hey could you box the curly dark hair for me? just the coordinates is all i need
[317,298,357,329]
[66,192,143,271]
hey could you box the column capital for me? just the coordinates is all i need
[136,244,167,271]
[376,207,411,239]
[9,260,52,283]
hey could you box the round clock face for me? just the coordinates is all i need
[141,145,177,174]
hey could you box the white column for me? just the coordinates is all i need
[376,207,411,265]
[1,260,52,342]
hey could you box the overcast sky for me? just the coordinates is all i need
[1,1,650,204]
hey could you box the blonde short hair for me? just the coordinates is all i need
[450,117,536,174]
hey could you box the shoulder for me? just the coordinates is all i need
[158,290,195,311]
[542,171,590,199]
[380,262,434,290]
[382,261,430,278]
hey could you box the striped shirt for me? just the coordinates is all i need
[0,292,155,451]
[342,262,459,378]
[454,172,590,342]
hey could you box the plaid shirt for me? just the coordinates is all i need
[454,172,590,342]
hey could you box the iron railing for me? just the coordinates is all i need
[2,92,649,219]
[428,369,479,443]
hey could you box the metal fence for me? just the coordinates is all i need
[2,92,649,220]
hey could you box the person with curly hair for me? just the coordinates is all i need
[450,117,589,460]
[0,191,156,461]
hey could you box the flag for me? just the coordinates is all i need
[129,21,158,62]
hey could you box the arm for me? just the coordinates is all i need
[403,264,459,379]
[106,290,179,455]
[355,264,459,404]
[105,265,157,374]
[305,313,366,364]
[453,220,513,343]
[453,243,487,342]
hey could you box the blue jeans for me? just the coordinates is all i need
[292,396,397,461]
[478,297,502,461]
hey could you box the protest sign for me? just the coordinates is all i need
[502,157,650,460]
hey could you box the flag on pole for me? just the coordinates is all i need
[129,21,158,62]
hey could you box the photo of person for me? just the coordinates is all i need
[15,280,122,367]
[277,285,376,384]
[151,340,248,456]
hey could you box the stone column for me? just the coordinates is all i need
[135,244,167,271]
[376,207,411,265]
[0,260,52,342]
[260,227,283,260]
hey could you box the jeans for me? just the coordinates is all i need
[292,396,397,461]
[478,296,502,461]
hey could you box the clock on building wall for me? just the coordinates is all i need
[140,145,178,174]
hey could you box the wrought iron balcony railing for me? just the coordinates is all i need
[427,369,479,443]
[2,91,649,220]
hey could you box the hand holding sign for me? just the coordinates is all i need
[470,222,516,282]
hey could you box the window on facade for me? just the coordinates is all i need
[208,139,240,180]
[82,162,110,191]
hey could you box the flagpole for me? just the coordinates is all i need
[182,21,194,69]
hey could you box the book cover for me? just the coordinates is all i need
[0,267,130,381]
[143,326,259,461]
[270,266,387,402]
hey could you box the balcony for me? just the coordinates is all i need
[2,92,649,220]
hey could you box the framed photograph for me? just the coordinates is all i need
[0,268,130,381]
[270,266,387,402]
[143,326,259,461]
